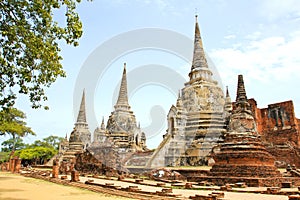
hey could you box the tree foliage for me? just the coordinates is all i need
[5,135,63,164]
[0,0,85,108]
[0,151,10,163]
[0,108,34,137]
[1,137,26,152]
[29,135,63,150]
[15,146,57,165]
[0,107,35,151]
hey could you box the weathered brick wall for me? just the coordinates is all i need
[233,99,300,166]
[75,147,123,175]
[267,146,300,167]
[124,151,154,166]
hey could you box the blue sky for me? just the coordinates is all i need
[2,0,300,149]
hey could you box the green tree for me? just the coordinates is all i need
[0,0,87,109]
[15,146,57,165]
[1,137,26,152]
[0,108,35,152]
[29,135,63,150]
[42,135,64,150]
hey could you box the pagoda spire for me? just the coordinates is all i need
[236,75,247,103]
[76,89,87,123]
[101,117,105,130]
[235,75,251,113]
[226,86,230,98]
[115,63,130,110]
[224,86,232,112]
[191,15,209,70]
[176,90,183,108]
[189,15,213,82]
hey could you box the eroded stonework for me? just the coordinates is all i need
[92,64,148,164]
[52,90,91,166]
[208,75,281,187]
[242,99,300,167]
[147,16,226,168]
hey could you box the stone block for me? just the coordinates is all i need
[234,182,247,188]
[156,182,166,187]
[127,186,140,192]
[289,195,300,200]
[161,188,172,193]
[266,187,280,194]
[135,178,143,183]
[212,192,225,198]
[185,182,193,189]
[117,175,124,181]
[282,182,292,188]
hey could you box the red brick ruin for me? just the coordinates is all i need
[247,99,300,167]
[208,75,281,186]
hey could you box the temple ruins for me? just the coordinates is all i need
[147,15,227,168]
[51,16,300,178]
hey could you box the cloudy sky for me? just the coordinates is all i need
[3,0,300,149]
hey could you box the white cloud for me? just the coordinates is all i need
[224,34,236,40]
[210,31,300,87]
[245,31,261,40]
[259,0,300,21]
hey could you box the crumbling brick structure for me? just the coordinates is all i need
[244,99,300,167]
[74,145,124,176]
[208,75,281,187]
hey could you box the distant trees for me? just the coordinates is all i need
[0,107,64,164]
[32,135,64,150]
[15,146,57,165]
[1,137,26,152]
[0,107,35,152]
[1,135,64,165]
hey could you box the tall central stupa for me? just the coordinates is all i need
[147,16,227,167]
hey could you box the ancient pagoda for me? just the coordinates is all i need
[73,90,91,149]
[209,75,281,186]
[92,117,107,145]
[59,90,91,162]
[105,63,147,154]
[147,16,226,167]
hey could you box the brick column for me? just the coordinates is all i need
[14,157,21,173]
[5,162,9,171]
[10,158,15,173]
[52,158,59,178]
[71,170,79,182]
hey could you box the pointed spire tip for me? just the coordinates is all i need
[226,86,230,97]
[115,63,130,108]
[76,89,87,123]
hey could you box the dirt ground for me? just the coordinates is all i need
[0,172,134,200]
[0,171,290,200]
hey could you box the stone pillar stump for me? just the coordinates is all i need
[10,158,15,173]
[14,158,21,173]
[71,170,80,182]
[52,158,59,178]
